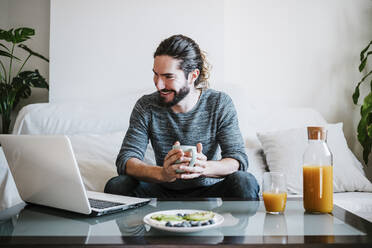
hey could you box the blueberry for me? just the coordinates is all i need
[174,223,183,227]
[176,213,183,217]
[190,221,198,227]
[165,221,172,227]
[201,221,208,226]
[208,219,215,224]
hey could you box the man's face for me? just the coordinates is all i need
[153,55,191,107]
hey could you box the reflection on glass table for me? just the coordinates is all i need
[0,199,370,246]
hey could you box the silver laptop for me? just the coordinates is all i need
[0,135,150,216]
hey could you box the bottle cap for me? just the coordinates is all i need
[307,126,326,140]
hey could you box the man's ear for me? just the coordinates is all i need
[188,69,200,85]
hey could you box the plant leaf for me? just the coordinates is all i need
[357,113,372,164]
[13,27,34,43]
[0,50,20,60]
[360,41,372,61]
[10,70,48,110]
[353,70,372,104]
[0,82,15,115]
[359,51,372,72]
[17,70,49,89]
[357,91,372,165]
[353,82,361,104]
[361,92,372,117]
[0,28,13,42]
[363,139,372,165]
[18,44,49,62]
[368,124,372,138]
[0,43,9,51]
[0,27,34,44]
[12,76,31,101]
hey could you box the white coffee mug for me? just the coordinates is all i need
[172,144,197,173]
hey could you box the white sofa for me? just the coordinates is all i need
[1,88,372,222]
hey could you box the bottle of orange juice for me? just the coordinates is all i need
[303,126,333,213]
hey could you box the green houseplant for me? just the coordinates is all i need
[352,40,372,165]
[0,27,49,134]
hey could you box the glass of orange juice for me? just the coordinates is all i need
[262,172,287,214]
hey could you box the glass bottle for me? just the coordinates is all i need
[303,126,333,213]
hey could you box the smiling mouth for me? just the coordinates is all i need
[160,91,174,97]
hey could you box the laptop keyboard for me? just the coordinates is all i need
[88,198,125,209]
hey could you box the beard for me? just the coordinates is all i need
[158,84,191,108]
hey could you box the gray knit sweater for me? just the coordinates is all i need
[116,88,248,190]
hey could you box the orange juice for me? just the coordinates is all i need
[303,165,333,213]
[263,192,287,213]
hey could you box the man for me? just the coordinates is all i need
[104,34,259,199]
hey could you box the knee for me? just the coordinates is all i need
[104,175,139,196]
[226,171,260,200]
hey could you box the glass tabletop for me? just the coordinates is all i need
[0,198,371,246]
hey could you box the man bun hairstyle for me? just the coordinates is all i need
[154,34,211,88]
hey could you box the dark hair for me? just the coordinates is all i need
[154,34,210,88]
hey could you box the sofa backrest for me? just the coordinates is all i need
[13,90,327,148]
[11,89,328,193]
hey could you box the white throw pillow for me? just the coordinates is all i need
[246,148,268,193]
[257,123,372,194]
[68,131,157,192]
[0,148,24,210]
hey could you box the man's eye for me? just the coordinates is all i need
[166,75,174,79]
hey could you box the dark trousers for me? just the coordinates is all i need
[104,171,259,200]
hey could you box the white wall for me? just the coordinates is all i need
[222,0,372,178]
[50,0,224,102]
[0,0,9,27]
[3,0,372,177]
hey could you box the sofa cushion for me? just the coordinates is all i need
[257,123,372,194]
[68,131,267,192]
[246,148,268,193]
[68,131,160,192]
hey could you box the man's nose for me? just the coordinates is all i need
[155,78,165,90]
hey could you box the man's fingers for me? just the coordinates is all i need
[164,150,175,161]
[172,163,189,169]
[194,161,207,168]
[165,149,183,163]
[197,143,203,153]
[181,173,202,179]
[197,153,207,161]
[180,157,192,162]
[168,152,184,166]
[171,163,189,171]
[179,165,203,173]
[164,141,181,161]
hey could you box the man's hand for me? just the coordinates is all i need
[179,143,240,179]
[161,141,189,182]
[179,143,210,179]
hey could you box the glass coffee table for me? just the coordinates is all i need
[0,198,371,247]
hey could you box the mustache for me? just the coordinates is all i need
[159,89,176,93]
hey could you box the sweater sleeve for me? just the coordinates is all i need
[216,93,249,171]
[116,98,150,175]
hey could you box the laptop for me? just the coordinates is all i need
[0,135,151,216]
